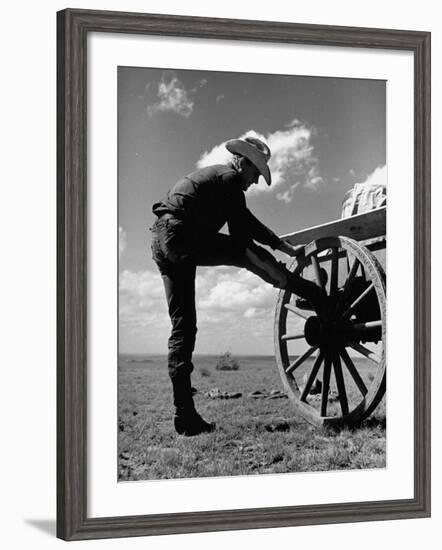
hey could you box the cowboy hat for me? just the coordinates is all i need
[225,136,272,186]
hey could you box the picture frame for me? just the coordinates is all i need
[57,7,431,541]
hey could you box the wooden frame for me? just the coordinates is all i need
[57,8,431,541]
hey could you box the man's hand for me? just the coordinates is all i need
[278,240,305,258]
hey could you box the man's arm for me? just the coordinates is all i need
[277,239,305,257]
[227,186,303,256]
[243,209,282,249]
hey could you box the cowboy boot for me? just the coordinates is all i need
[171,370,215,436]
[288,273,327,311]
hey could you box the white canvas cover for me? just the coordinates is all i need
[341,182,386,218]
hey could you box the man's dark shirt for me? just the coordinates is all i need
[152,164,282,250]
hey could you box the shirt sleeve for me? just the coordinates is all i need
[244,209,283,249]
[227,187,282,250]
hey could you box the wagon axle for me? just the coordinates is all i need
[304,313,382,349]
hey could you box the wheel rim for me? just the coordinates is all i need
[274,236,386,427]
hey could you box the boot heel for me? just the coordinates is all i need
[174,412,216,436]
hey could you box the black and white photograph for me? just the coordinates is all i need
[1,0,436,545]
[118,66,387,481]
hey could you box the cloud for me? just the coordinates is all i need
[147,71,195,118]
[196,268,277,314]
[118,262,314,354]
[119,269,167,325]
[305,165,325,190]
[196,121,324,202]
[265,121,325,195]
[119,265,285,349]
[358,165,387,188]
[196,141,232,168]
[119,269,169,352]
[276,183,301,204]
[216,94,225,103]
[120,266,277,325]
[119,226,127,258]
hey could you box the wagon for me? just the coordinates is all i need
[274,206,386,428]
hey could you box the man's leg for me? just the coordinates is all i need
[160,263,197,382]
[244,243,326,307]
[151,220,214,435]
[195,235,325,307]
[158,264,215,436]
[150,219,197,380]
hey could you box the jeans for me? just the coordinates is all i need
[150,215,292,381]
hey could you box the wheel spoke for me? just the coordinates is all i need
[320,356,332,417]
[286,346,317,375]
[345,256,360,291]
[340,347,368,396]
[342,282,375,319]
[281,332,305,341]
[350,320,382,331]
[284,303,309,320]
[300,351,324,402]
[311,253,325,290]
[330,248,339,296]
[335,256,360,313]
[348,342,382,365]
[332,353,349,416]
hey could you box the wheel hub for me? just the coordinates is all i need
[304,316,325,347]
[304,313,345,349]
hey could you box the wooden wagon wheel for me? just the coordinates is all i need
[274,236,386,428]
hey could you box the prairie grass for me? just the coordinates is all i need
[118,355,385,481]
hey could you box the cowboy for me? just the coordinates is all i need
[151,136,324,436]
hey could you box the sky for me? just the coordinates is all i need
[118,66,386,355]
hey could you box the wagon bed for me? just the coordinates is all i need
[281,206,386,248]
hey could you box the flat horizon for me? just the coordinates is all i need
[118,351,276,357]
[119,352,368,361]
